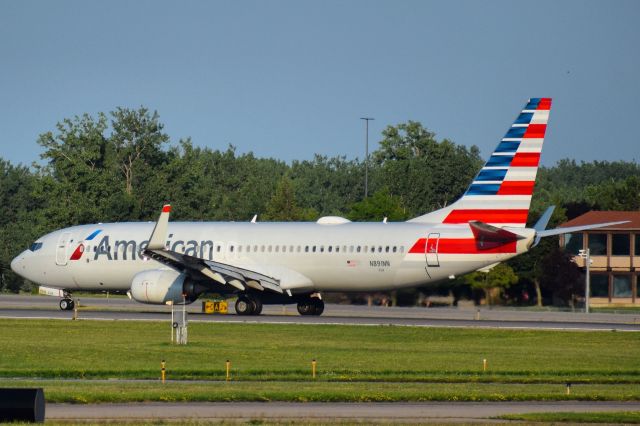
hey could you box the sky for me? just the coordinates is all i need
[1,0,639,167]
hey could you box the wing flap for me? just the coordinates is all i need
[143,204,283,295]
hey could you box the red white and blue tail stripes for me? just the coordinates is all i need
[443,98,551,227]
[408,98,551,227]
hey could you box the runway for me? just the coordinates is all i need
[1,294,639,331]
[46,401,640,422]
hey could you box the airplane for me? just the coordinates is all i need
[10,98,624,315]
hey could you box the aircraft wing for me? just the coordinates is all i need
[142,205,283,294]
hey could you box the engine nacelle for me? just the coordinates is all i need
[130,269,200,305]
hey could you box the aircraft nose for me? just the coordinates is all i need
[10,254,23,274]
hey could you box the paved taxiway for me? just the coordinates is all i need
[47,401,640,422]
[1,294,639,331]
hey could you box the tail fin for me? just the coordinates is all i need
[409,97,552,227]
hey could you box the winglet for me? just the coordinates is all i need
[147,204,171,250]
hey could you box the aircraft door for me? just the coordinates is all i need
[425,233,440,267]
[56,232,72,266]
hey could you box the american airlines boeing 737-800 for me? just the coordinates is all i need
[10,98,622,315]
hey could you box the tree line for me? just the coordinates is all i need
[1,107,639,306]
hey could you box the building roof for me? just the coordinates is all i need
[559,211,640,230]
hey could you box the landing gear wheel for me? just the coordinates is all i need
[59,298,74,311]
[297,297,324,316]
[297,300,313,315]
[311,298,324,316]
[251,298,263,315]
[235,296,253,315]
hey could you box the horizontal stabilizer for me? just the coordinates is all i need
[469,220,524,250]
[536,221,630,238]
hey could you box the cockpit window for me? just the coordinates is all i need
[29,242,43,252]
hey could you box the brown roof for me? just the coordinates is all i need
[559,211,640,230]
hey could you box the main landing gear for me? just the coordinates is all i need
[234,294,325,316]
[235,295,263,316]
[59,298,75,311]
[297,296,324,316]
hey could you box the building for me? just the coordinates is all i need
[559,211,640,306]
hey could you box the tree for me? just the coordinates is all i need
[110,107,169,196]
[347,187,408,221]
[373,121,482,216]
[263,177,318,221]
[584,175,640,210]
[463,263,518,305]
[538,247,583,307]
[288,155,365,216]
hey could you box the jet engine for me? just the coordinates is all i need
[130,269,205,305]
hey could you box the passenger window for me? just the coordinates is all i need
[216,246,222,253]
[357,246,361,253]
[393,246,397,253]
[349,246,354,253]
[290,245,294,252]
[336,246,340,253]
[261,245,265,252]
[275,246,279,253]
[253,245,258,252]
[312,246,317,253]
[400,246,405,253]
[305,246,309,253]
[384,246,388,252]
[268,245,272,252]
[320,246,324,253]
[282,246,287,253]
[297,246,301,252]
[328,246,332,253]
[230,246,234,252]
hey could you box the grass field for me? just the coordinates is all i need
[497,411,640,423]
[1,319,639,403]
[1,379,638,403]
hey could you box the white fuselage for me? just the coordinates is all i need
[11,219,534,295]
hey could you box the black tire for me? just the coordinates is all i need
[67,300,75,310]
[297,301,314,315]
[251,298,263,315]
[235,296,254,315]
[311,298,324,316]
[59,299,73,311]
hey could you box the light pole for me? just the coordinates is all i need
[579,248,591,313]
[360,117,374,198]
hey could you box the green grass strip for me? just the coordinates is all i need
[1,319,639,382]
[498,411,640,423]
[2,380,640,403]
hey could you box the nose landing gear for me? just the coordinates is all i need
[59,298,75,311]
